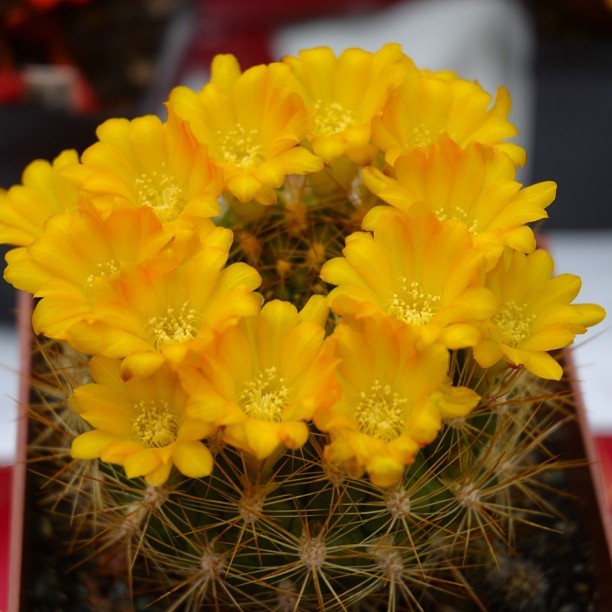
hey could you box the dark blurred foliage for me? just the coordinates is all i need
[526,0,612,38]
[0,1,180,321]
[523,0,612,230]
[0,0,177,112]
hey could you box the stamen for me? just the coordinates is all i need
[355,380,410,441]
[136,162,185,222]
[239,367,290,422]
[434,206,481,235]
[313,100,357,136]
[408,123,435,148]
[388,279,440,326]
[147,302,200,348]
[85,259,119,288]
[492,300,535,347]
[132,399,178,448]
[215,124,264,168]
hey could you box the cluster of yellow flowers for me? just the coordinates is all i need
[0,44,605,488]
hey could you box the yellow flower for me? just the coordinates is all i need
[315,317,480,487]
[3,205,174,340]
[473,249,606,380]
[371,62,525,167]
[363,138,556,265]
[0,149,81,247]
[167,54,323,205]
[71,357,216,486]
[65,226,262,379]
[181,296,339,460]
[282,44,406,163]
[66,114,223,229]
[320,205,497,349]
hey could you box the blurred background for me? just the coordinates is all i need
[0,0,610,449]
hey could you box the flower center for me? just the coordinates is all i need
[313,100,357,136]
[215,124,264,168]
[355,380,410,441]
[136,164,185,222]
[147,302,200,348]
[85,259,119,288]
[132,399,178,448]
[408,123,435,148]
[388,279,440,326]
[434,206,481,235]
[492,300,534,347]
[239,366,290,422]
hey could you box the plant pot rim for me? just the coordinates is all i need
[8,291,32,612]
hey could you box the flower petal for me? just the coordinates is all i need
[172,441,214,478]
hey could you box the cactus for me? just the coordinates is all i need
[2,44,606,610]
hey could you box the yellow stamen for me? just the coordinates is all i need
[85,259,119,288]
[239,366,290,422]
[313,100,357,136]
[136,163,185,222]
[408,123,435,148]
[434,206,480,235]
[388,279,440,326]
[355,380,410,441]
[215,124,264,168]
[493,300,535,347]
[147,302,199,348]
[132,399,178,448]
